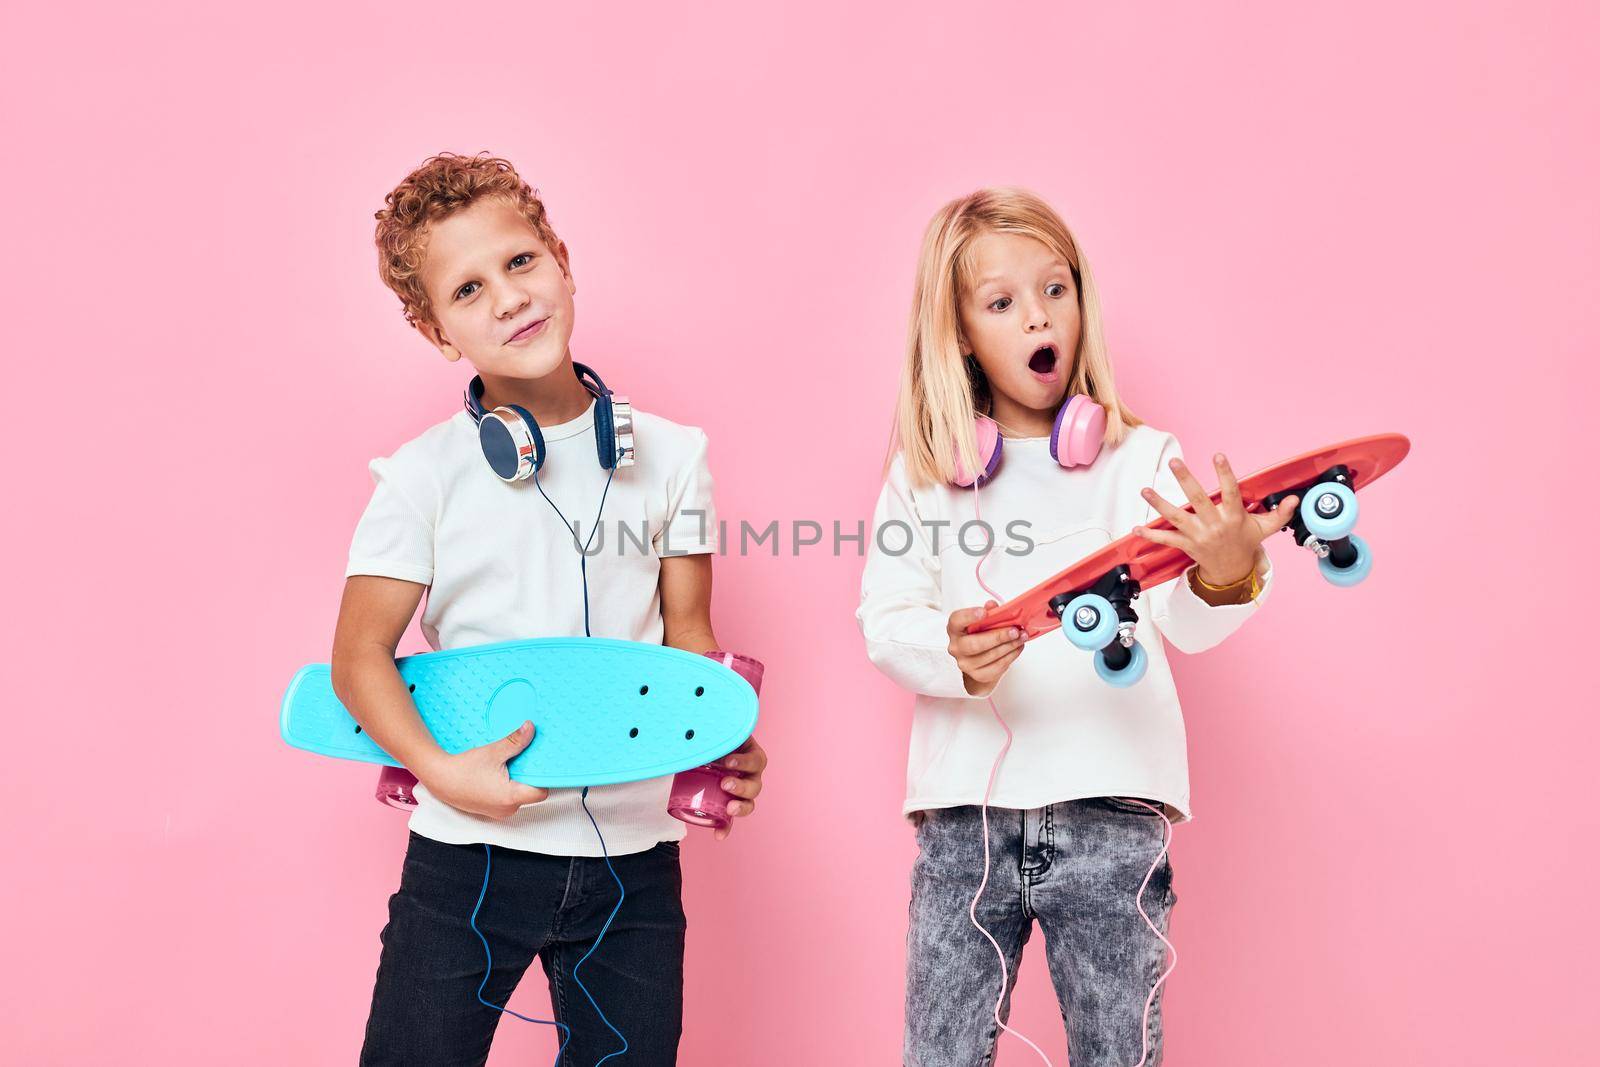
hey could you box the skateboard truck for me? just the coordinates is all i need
[1262,464,1373,586]
[1048,565,1150,687]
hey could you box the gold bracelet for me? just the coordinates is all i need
[1191,567,1252,592]
[1189,566,1261,602]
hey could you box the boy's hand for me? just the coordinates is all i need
[711,735,768,841]
[948,602,1024,698]
[1135,455,1296,587]
[417,721,549,820]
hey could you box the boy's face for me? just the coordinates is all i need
[958,231,1082,417]
[416,196,576,380]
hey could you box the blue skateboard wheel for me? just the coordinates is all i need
[1318,533,1373,587]
[1061,593,1119,651]
[1094,639,1148,687]
[1302,481,1359,541]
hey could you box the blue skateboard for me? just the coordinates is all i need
[281,638,760,788]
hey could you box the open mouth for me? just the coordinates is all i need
[1028,344,1058,374]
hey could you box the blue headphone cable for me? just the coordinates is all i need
[532,460,618,638]
[468,450,628,1065]
[470,844,572,1066]
[576,786,630,1065]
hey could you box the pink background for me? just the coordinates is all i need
[5,1,1596,1062]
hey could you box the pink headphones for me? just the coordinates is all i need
[951,393,1108,488]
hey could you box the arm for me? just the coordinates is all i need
[330,576,546,818]
[331,575,445,775]
[659,553,719,654]
[856,462,1012,698]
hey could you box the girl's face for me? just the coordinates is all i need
[416,196,577,380]
[958,231,1083,430]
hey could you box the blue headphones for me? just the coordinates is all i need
[463,362,635,481]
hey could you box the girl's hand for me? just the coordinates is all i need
[1134,455,1297,586]
[947,601,1025,697]
[711,735,768,841]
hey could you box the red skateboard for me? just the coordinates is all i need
[967,433,1411,686]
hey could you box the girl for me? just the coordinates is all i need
[856,187,1293,1066]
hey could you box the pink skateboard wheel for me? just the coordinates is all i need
[668,651,764,829]
[375,765,419,810]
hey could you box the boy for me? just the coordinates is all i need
[334,152,766,1066]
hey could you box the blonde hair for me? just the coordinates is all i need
[890,187,1140,487]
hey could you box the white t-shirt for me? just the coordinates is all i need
[345,399,717,856]
[855,424,1275,821]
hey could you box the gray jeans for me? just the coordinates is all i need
[905,800,1177,1067]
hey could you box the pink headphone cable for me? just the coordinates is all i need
[1123,798,1177,1067]
[968,482,1055,1066]
[968,481,1176,1067]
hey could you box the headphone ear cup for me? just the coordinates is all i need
[1050,395,1107,469]
[952,416,1004,488]
[478,404,546,481]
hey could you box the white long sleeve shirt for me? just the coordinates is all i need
[855,424,1275,821]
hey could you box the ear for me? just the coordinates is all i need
[415,314,464,363]
[554,239,576,296]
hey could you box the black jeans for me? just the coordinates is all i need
[361,831,686,1066]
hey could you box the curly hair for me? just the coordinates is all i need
[374,152,564,330]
